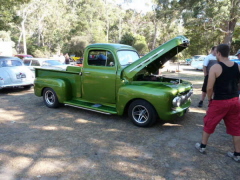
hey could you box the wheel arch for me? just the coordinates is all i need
[122,98,159,119]
[34,78,72,103]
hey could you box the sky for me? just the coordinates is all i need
[115,0,154,13]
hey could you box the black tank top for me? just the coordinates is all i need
[214,62,240,100]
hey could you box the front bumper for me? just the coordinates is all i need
[159,99,191,121]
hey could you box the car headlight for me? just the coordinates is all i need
[172,96,182,107]
[187,89,193,98]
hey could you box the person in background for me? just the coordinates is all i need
[59,53,65,64]
[65,53,70,64]
[198,46,217,107]
[235,49,240,60]
[195,44,240,162]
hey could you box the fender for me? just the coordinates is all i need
[116,84,171,118]
[34,77,72,103]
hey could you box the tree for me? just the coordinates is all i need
[179,0,240,46]
[0,0,30,30]
[120,32,136,46]
[133,34,148,54]
[151,0,184,50]
[68,36,89,57]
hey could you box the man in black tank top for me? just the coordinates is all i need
[195,44,240,162]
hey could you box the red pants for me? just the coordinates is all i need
[203,97,240,136]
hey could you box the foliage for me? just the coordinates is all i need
[120,32,136,46]
[231,40,240,55]
[0,0,30,30]
[32,49,50,58]
[133,34,149,54]
[68,36,90,57]
[180,0,240,46]
[0,31,12,41]
[1,0,239,57]
[134,42,148,54]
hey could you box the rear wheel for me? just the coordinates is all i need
[128,100,157,127]
[43,88,60,108]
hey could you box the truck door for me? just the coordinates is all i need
[81,50,117,104]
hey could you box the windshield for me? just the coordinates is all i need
[117,50,139,66]
[0,60,23,67]
[44,60,63,65]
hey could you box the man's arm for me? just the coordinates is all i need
[203,56,209,76]
[207,65,218,100]
[203,66,207,76]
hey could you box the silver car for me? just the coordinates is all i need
[23,58,69,73]
[0,56,34,89]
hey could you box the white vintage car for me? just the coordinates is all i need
[191,55,206,70]
[0,56,34,89]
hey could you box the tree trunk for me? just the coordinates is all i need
[151,19,158,50]
[21,21,27,54]
[222,19,237,46]
[222,0,239,46]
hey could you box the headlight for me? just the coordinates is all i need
[187,89,193,98]
[172,97,181,107]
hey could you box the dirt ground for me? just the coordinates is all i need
[0,65,239,180]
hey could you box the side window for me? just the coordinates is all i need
[11,60,23,66]
[23,60,31,66]
[31,60,40,66]
[88,50,115,67]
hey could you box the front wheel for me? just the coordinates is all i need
[128,100,157,127]
[43,88,60,108]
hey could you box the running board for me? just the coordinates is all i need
[64,104,111,115]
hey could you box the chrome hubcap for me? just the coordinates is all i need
[132,105,149,124]
[45,90,55,105]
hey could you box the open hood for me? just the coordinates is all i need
[122,35,189,80]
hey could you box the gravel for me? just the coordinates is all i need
[0,65,239,180]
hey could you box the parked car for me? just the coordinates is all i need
[229,55,237,60]
[14,54,33,60]
[23,58,70,73]
[191,55,206,70]
[0,56,34,89]
[231,59,240,65]
[186,55,206,65]
[228,55,240,64]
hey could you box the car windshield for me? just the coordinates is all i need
[117,50,139,66]
[193,55,203,60]
[0,60,23,67]
[44,60,62,65]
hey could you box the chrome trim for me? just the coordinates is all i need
[0,83,33,89]
[64,104,111,115]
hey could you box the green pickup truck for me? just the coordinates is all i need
[34,35,193,127]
